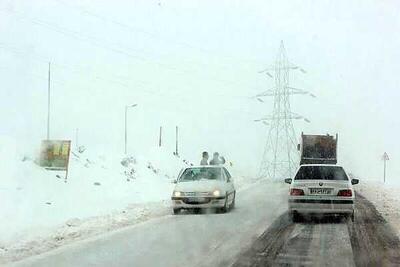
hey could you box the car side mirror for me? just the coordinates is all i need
[173,179,178,184]
[351,178,359,185]
[284,178,292,184]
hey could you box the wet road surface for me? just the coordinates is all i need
[10,181,288,267]
[233,193,400,267]
[9,188,400,267]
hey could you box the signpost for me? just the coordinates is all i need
[39,140,71,182]
[382,152,389,183]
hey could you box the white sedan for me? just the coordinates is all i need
[285,164,359,222]
[171,166,236,214]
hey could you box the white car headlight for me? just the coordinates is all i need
[173,191,182,197]
[212,190,221,197]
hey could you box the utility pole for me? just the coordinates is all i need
[159,126,162,147]
[47,62,51,140]
[124,104,138,154]
[175,126,179,155]
[382,152,389,183]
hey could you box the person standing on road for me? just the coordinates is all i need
[200,151,209,165]
[209,152,226,165]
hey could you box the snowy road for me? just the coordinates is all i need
[233,194,400,266]
[10,181,289,267]
[9,185,400,267]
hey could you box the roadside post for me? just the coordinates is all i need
[159,126,162,147]
[382,152,389,183]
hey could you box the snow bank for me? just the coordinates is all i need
[0,137,188,264]
[357,181,400,239]
[0,137,257,264]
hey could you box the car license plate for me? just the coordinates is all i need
[309,188,332,195]
[187,197,206,202]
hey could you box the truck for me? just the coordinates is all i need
[298,132,338,165]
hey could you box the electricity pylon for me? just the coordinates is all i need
[256,41,314,180]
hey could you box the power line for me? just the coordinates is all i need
[54,0,266,67]
[0,42,251,104]
[0,7,257,91]
[0,61,259,121]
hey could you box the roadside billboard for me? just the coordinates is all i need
[39,140,71,172]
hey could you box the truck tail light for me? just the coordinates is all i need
[337,189,352,197]
[290,189,305,196]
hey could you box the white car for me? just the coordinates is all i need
[285,164,359,222]
[171,165,236,214]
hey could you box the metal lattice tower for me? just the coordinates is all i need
[255,41,313,180]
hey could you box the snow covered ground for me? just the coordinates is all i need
[0,137,255,265]
[357,180,400,239]
[10,180,289,267]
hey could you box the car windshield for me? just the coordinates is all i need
[179,168,223,182]
[294,166,348,181]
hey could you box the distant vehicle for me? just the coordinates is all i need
[298,133,338,165]
[171,166,236,214]
[285,164,359,222]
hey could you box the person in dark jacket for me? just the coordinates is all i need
[209,152,225,165]
[200,151,209,165]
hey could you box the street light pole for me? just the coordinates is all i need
[175,126,179,156]
[47,62,51,140]
[124,104,138,154]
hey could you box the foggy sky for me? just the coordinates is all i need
[1,0,399,181]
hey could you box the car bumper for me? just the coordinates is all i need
[288,198,354,214]
[171,196,226,209]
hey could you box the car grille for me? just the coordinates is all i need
[184,192,210,197]
[182,198,211,204]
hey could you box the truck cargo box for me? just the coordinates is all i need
[298,133,338,165]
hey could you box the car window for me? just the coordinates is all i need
[294,166,348,181]
[179,167,223,182]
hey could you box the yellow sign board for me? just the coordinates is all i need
[39,140,71,170]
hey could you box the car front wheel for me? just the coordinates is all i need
[219,197,229,213]
[230,192,236,210]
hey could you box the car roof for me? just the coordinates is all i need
[185,165,224,169]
